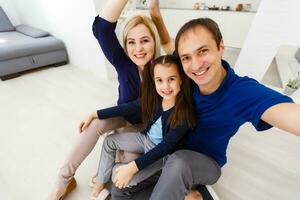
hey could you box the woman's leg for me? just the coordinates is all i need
[50,117,126,199]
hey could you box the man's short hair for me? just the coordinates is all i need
[175,18,223,54]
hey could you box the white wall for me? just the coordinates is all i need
[157,0,261,12]
[158,9,255,49]
[0,0,20,25]
[93,0,106,14]
[9,0,108,78]
[235,0,300,81]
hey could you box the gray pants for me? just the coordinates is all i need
[111,172,160,200]
[56,118,142,187]
[96,132,164,186]
[111,150,221,200]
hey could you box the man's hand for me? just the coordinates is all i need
[148,0,174,54]
[78,111,98,133]
[149,0,159,10]
[113,161,139,189]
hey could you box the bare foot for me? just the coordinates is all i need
[185,190,203,200]
[90,183,105,199]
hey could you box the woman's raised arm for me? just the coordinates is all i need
[100,0,129,22]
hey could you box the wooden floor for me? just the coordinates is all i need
[0,58,299,200]
[215,123,300,200]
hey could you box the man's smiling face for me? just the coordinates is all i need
[178,26,225,94]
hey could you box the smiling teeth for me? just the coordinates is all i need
[195,70,206,76]
[135,54,146,58]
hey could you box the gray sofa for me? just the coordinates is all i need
[0,6,68,80]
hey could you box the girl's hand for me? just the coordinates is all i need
[113,161,139,189]
[78,112,98,133]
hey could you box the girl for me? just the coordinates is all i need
[49,0,165,199]
[90,55,196,199]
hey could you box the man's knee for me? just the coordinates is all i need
[164,150,221,185]
[166,150,193,173]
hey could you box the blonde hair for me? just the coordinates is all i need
[122,14,161,59]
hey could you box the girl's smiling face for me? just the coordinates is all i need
[154,63,182,103]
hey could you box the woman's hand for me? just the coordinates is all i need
[113,161,139,189]
[78,112,98,133]
[100,0,128,22]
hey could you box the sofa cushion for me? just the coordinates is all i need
[0,6,15,32]
[0,32,65,61]
[16,24,49,38]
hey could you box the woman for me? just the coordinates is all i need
[49,0,163,199]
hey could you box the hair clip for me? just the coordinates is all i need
[150,59,155,65]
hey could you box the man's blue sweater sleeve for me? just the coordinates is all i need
[135,124,189,170]
[97,99,141,120]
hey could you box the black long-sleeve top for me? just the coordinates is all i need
[97,99,189,170]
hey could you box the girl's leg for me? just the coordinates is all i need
[92,132,148,198]
[108,136,164,199]
[50,117,126,200]
[115,123,144,163]
[88,124,145,187]
[95,132,148,184]
[112,134,164,187]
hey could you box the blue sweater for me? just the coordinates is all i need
[186,60,293,167]
[93,16,141,124]
[97,100,189,170]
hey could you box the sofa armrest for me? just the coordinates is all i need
[16,24,49,38]
[0,6,15,32]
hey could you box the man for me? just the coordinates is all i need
[111,16,300,200]
[152,16,300,199]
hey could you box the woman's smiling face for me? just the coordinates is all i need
[126,23,155,69]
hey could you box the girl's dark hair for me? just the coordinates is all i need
[141,55,196,129]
